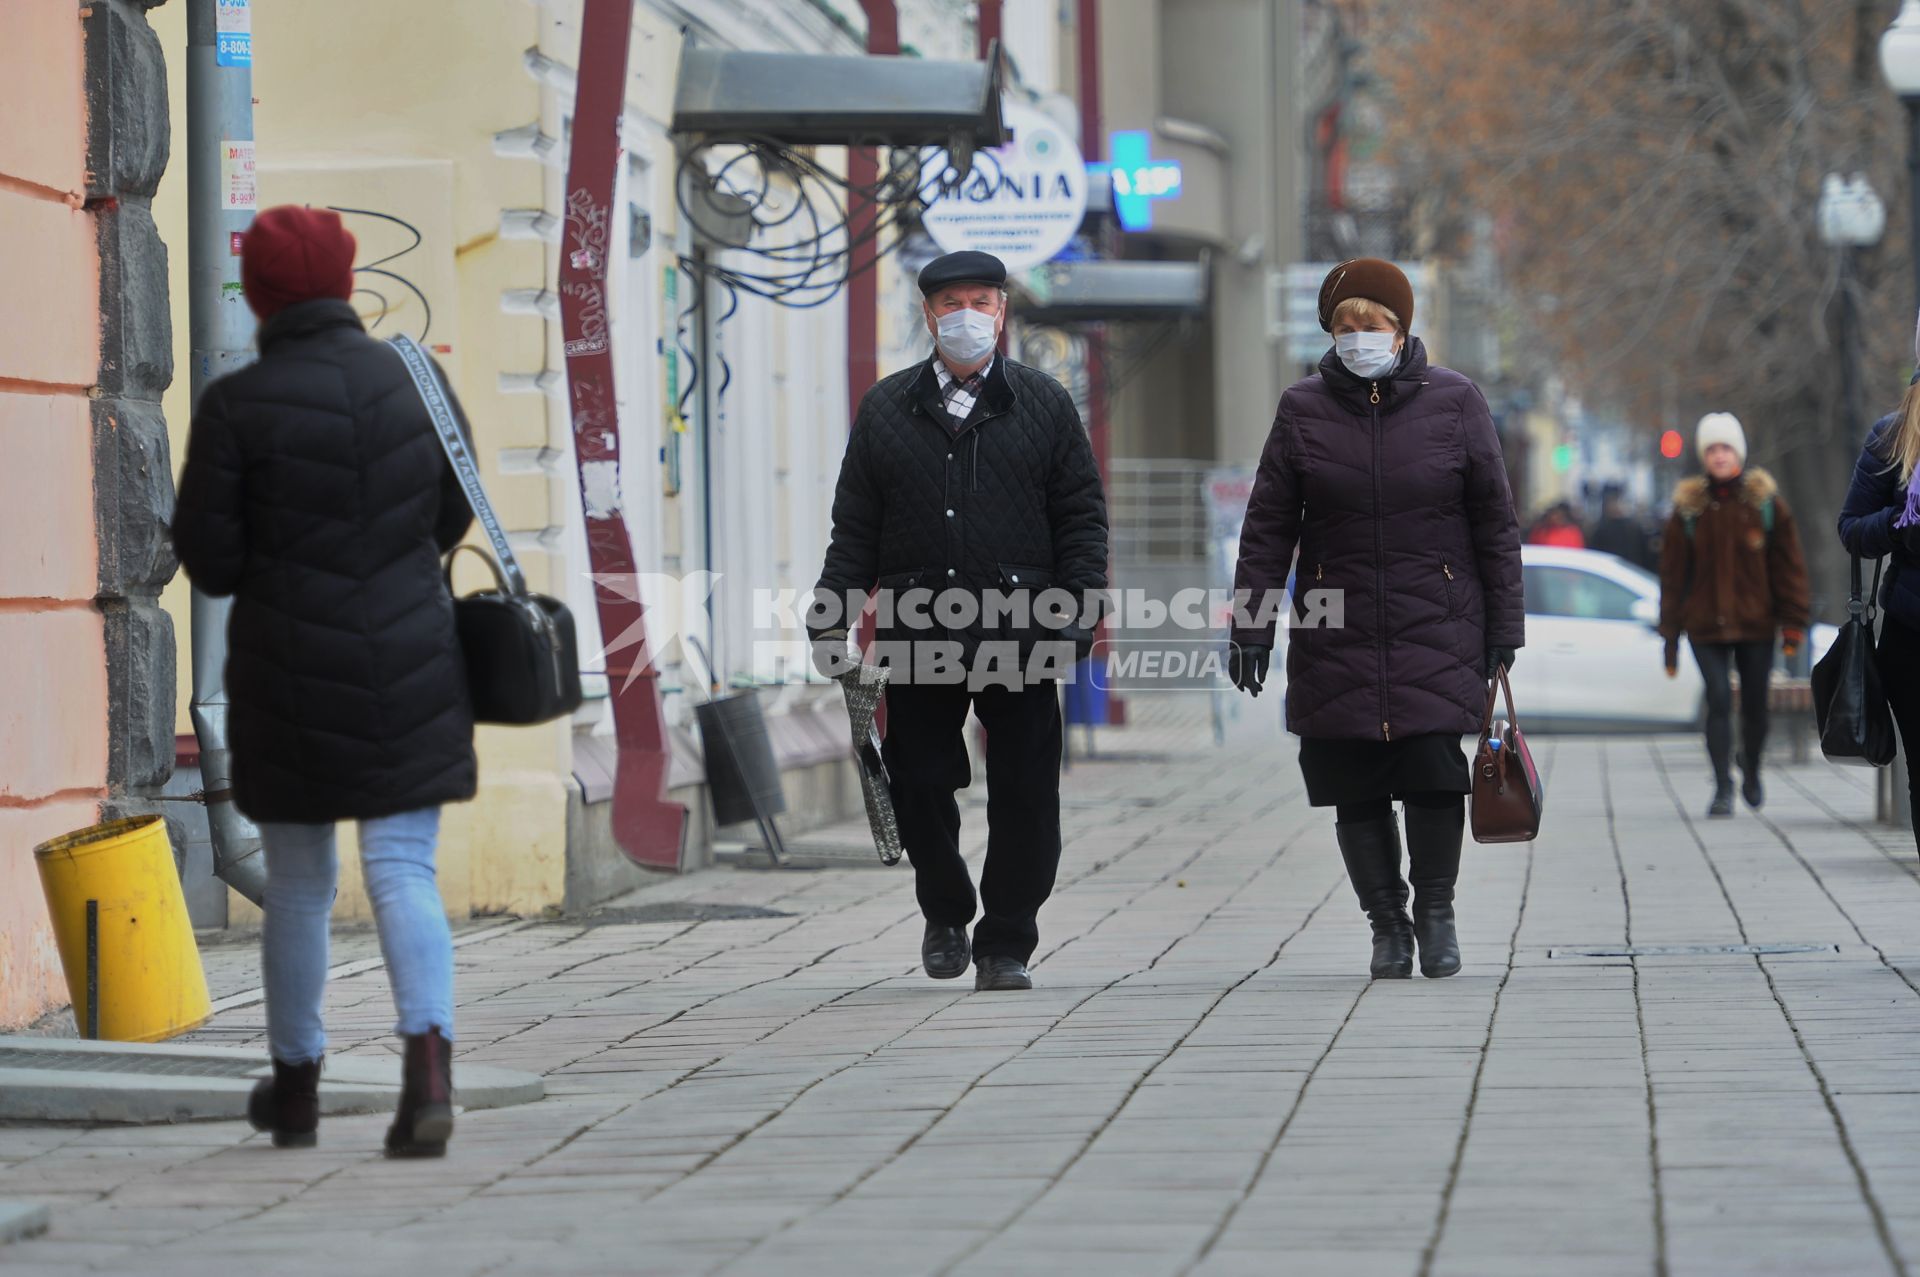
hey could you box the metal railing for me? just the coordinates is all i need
[1109,459,1211,566]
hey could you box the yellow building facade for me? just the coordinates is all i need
[150,0,885,924]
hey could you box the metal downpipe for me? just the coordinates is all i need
[189,591,265,904]
[186,0,264,904]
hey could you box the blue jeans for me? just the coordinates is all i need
[257,807,453,1064]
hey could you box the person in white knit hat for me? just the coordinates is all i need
[1656,412,1811,817]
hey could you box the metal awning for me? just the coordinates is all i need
[671,45,1006,149]
[1017,260,1210,324]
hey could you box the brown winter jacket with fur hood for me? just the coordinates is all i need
[1656,467,1810,647]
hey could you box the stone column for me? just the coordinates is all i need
[84,0,179,821]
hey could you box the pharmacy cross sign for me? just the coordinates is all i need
[1098,130,1183,232]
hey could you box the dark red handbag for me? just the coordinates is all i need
[1470,666,1544,844]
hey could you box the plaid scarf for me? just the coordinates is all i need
[933,357,991,431]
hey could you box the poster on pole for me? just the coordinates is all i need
[919,100,1087,272]
[220,141,256,211]
[214,0,252,67]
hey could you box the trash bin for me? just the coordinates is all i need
[695,688,791,865]
[34,815,211,1042]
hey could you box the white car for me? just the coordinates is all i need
[1514,546,1834,732]
[1511,546,1703,730]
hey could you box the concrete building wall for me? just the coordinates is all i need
[1094,0,1303,471]
[0,1,108,1028]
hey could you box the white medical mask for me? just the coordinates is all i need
[932,308,998,364]
[1335,330,1400,380]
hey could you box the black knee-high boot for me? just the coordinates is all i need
[1404,803,1463,979]
[1335,817,1414,979]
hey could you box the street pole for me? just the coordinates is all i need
[1908,99,1920,310]
[185,0,266,904]
[1839,245,1865,469]
[848,1,898,734]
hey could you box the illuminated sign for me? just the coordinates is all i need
[1094,131,1184,231]
[921,100,1088,270]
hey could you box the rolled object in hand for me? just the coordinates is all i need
[836,663,904,866]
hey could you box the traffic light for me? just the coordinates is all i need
[1659,430,1684,459]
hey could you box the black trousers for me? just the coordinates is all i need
[1879,615,1920,852]
[882,680,1062,963]
[1690,637,1773,783]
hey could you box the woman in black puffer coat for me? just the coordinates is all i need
[173,206,473,1158]
[1228,259,1525,982]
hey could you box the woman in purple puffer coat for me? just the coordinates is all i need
[1228,259,1525,981]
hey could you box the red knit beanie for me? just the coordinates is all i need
[241,206,358,319]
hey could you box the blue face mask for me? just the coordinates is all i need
[933,308,998,364]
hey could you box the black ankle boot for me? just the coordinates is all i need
[1405,803,1464,979]
[1336,817,1414,979]
[385,1029,455,1159]
[1709,776,1735,818]
[1740,756,1764,810]
[248,1057,322,1148]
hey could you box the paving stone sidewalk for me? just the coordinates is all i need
[2,714,1918,1277]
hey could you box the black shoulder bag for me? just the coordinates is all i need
[391,335,583,725]
[1810,554,1895,767]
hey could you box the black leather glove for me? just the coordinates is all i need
[1485,647,1517,679]
[1062,625,1096,664]
[1228,644,1271,696]
[810,629,853,679]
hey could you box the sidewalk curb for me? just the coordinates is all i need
[0,1036,544,1125]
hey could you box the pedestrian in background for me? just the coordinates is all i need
[1228,259,1524,981]
[172,206,474,1157]
[808,250,1108,993]
[1527,501,1586,548]
[1589,485,1655,569]
[1839,351,1920,852]
[1657,413,1810,818]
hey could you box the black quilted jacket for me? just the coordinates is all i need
[172,299,478,823]
[813,356,1109,659]
[1231,339,1524,741]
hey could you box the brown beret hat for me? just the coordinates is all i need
[1317,258,1414,333]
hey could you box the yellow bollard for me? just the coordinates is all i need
[34,815,211,1042]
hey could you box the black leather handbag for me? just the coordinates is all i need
[445,546,583,725]
[392,336,583,726]
[1811,555,1896,767]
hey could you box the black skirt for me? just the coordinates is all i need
[1298,734,1469,807]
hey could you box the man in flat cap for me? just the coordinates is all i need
[809,250,1109,992]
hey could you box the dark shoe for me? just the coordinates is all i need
[385,1029,454,1159]
[247,1057,322,1149]
[922,922,971,980]
[973,956,1033,991]
[1708,779,1735,818]
[1336,816,1414,979]
[1404,804,1464,979]
[1742,771,1764,810]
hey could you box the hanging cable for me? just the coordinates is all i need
[672,137,975,309]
